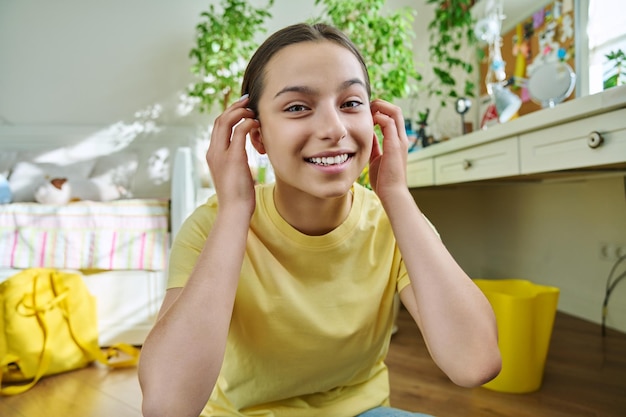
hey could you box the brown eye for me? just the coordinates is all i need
[341,100,363,109]
[285,104,309,112]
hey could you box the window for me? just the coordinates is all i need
[586,0,626,94]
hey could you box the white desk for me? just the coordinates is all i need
[407,85,626,188]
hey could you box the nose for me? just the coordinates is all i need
[316,103,347,142]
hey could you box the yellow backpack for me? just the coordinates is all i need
[0,268,139,395]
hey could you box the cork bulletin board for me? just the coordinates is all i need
[479,0,576,119]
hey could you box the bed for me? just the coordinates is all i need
[0,125,208,346]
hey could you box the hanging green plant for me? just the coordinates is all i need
[312,0,422,102]
[426,0,478,107]
[187,0,274,114]
[604,49,625,90]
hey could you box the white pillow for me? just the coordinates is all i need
[8,160,96,202]
[89,151,139,200]
[70,176,127,202]
[66,178,102,202]
[55,152,139,202]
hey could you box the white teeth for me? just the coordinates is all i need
[308,154,349,166]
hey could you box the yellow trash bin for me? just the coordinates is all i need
[474,279,560,393]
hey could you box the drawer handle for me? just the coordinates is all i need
[587,131,604,149]
[462,159,472,170]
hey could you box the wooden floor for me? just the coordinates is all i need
[2,307,625,417]
[388,307,626,417]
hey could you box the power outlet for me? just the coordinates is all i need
[599,242,626,261]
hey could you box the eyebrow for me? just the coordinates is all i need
[273,78,366,98]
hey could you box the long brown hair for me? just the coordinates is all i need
[241,23,371,117]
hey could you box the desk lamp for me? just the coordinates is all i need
[475,0,521,123]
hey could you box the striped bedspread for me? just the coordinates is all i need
[0,199,169,271]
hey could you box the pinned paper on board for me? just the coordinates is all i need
[479,0,576,118]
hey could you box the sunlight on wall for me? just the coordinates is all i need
[31,103,164,165]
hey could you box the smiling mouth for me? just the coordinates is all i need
[305,154,351,166]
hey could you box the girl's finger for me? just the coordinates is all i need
[210,97,255,151]
[374,112,410,157]
[207,117,257,166]
[372,112,398,147]
[230,118,259,152]
[371,99,408,144]
[370,133,382,163]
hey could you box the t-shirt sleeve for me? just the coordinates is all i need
[396,256,411,293]
[167,200,217,289]
[396,213,441,293]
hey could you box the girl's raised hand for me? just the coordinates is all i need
[368,99,409,201]
[206,95,259,217]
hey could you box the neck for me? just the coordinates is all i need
[273,184,353,236]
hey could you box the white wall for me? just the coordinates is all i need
[0,0,546,131]
[0,0,472,132]
[0,0,468,173]
[0,0,326,128]
[1,0,200,126]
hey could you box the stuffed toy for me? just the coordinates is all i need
[33,176,129,204]
[34,178,72,205]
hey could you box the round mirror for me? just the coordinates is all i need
[527,62,576,108]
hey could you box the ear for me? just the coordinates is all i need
[249,126,266,155]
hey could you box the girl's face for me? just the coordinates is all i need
[250,40,373,201]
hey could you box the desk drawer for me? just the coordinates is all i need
[434,137,519,185]
[520,109,626,174]
[407,158,434,188]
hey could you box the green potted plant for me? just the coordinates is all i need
[184,0,274,188]
[603,49,625,90]
[313,0,422,102]
[426,0,478,107]
[187,0,274,114]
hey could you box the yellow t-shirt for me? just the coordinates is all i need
[168,183,410,417]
